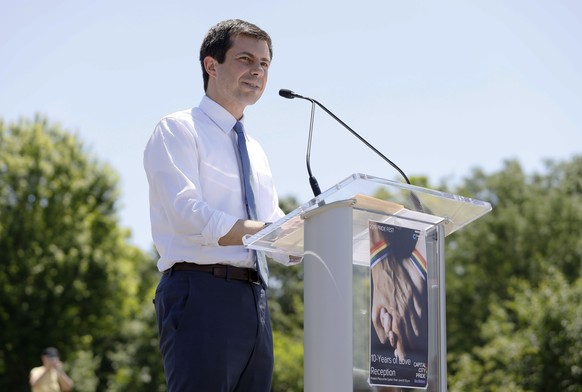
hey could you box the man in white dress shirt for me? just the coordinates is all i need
[144,19,297,391]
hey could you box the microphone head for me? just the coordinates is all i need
[279,89,297,99]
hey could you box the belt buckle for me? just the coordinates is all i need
[212,266,225,279]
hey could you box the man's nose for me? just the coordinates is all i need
[251,64,265,76]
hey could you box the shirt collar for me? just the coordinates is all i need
[199,95,245,134]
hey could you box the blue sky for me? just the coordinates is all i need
[1,0,581,251]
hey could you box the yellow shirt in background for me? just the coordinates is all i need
[29,366,60,392]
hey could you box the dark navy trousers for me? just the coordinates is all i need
[154,269,274,392]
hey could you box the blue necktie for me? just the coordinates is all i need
[234,121,269,287]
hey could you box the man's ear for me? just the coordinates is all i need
[203,56,217,78]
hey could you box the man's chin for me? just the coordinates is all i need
[242,92,264,106]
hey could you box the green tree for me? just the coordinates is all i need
[0,116,164,391]
[449,271,582,392]
[445,157,582,389]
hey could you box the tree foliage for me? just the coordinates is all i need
[445,157,582,390]
[0,116,163,391]
[449,271,582,392]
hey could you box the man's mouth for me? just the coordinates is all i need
[242,81,261,90]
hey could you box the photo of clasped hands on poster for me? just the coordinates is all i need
[369,220,429,389]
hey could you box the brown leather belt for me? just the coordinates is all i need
[167,262,260,285]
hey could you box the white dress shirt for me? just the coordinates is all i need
[144,96,285,272]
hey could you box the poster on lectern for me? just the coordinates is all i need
[368,220,429,389]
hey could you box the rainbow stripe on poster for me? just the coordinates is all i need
[370,240,388,268]
[410,248,427,281]
[369,240,427,281]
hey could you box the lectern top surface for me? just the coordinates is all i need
[243,173,492,256]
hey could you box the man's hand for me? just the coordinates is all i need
[219,219,265,246]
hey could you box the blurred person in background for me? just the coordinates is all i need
[29,347,74,392]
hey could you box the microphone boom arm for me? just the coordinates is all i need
[310,98,411,185]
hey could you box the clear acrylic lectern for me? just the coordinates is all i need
[243,173,492,392]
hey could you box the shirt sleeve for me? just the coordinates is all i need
[143,116,238,246]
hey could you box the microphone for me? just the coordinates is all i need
[279,89,299,99]
[279,88,425,212]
